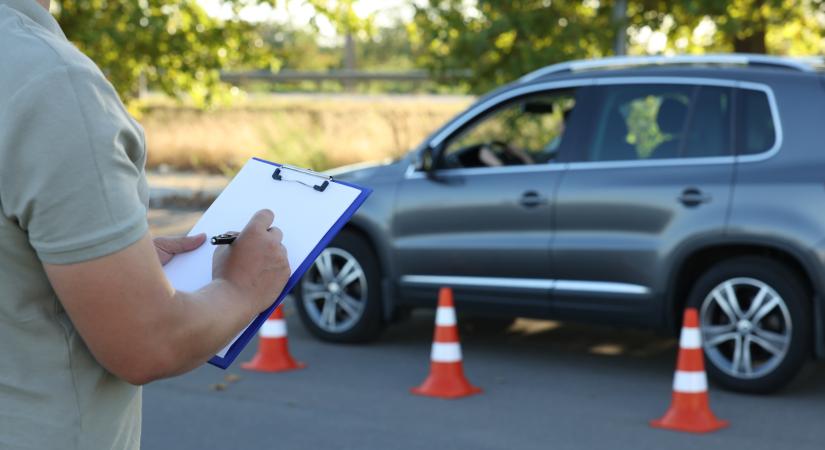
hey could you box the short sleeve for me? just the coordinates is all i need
[0,65,149,264]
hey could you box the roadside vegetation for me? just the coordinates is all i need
[142,94,471,174]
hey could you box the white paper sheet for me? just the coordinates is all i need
[162,158,362,358]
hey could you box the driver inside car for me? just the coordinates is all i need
[478,107,572,167]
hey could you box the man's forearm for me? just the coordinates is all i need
[46,234,268,385]
[151,280,261,379]
[48,225,288,385]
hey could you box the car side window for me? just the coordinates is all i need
[587,84,732,162]
[736,89,776,155]
[439,90,576,169]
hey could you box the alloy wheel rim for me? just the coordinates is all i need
[301,248,367,333]
[699,277,792,380]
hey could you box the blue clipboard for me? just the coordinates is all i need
[160,157,371,369]
[208,158,371,368]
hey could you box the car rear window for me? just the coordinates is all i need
[736,89,776,155]
[586,84,732,162]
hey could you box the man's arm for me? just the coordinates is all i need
[44,210,290,385]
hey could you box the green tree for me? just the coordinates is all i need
[411,0,825,94]
[259,23,341,71]
[631,0,825,55]
[54,0,277,106]
[304,0,373,36]
[258,21,416,72]
[409,0,616,93]
[357,23,416,71]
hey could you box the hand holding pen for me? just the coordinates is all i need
[211,210,290,314]
[211,227,274,245]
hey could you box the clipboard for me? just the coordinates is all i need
[162,157,372,369]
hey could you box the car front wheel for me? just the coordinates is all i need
[686,256,811,394]
[294,230,384,342]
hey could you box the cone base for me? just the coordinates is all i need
[650,408,728,433]
[410,362,482,399]
[241,356,306,373]
[240,339,305,373]
[410,383,482,399]
[650,390,728,434]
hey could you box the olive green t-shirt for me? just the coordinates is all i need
[0,1,149,448]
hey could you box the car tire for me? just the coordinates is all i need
[294,230,384,343]
[686,256,811,394]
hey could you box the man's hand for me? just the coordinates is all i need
[42,210,290,385]
[506,144,534,165]
[212,209,291,315]
[153,234,206,265]
[478,146,499,167]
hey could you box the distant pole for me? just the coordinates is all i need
[343,32,356,91]
[613,0,628,56]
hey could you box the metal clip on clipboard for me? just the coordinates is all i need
[271,164,332,192]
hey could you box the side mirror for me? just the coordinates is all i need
[413,144,448,182]
[414,144,436,172]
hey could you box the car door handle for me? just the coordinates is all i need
[520,191,547,208]
[678,188,711,207]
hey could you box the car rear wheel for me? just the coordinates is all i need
[294,230,384,342]
[686,256,811,394]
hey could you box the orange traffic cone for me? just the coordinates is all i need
[411,287,482,399]
[241,306,306,372]
[651,308,728,433]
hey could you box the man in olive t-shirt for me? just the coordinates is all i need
[0,1,292,448]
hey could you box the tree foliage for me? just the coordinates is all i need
[304,0,371,34]
[410,0,617,93]
[259,23,341,71]
[630,0,825,54]
[53,0,825,102]
[411,0,825,93]
[54,0,276,106]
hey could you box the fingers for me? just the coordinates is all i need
[180,233,206,251]
[267,226,283,242]
[154,233,206,255]
[243,209,274,234]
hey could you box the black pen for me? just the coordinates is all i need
[211,227,275,245]
[210,232,239,245]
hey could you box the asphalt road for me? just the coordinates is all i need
[145,208,825,450]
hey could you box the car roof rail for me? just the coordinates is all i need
[519,53,825,82]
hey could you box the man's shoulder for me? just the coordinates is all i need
[0,5,103,101]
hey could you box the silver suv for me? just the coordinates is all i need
[295,54,825,393]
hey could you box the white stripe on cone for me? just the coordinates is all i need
[260,320,287,338]
[679,328,702,349]
[431,342,462,362]
[435,307,457,326]
[673,370,708,393]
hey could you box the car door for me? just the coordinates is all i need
[552,80,736,325]
[393,87,582,310]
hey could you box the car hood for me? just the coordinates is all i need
[324,158,407,184]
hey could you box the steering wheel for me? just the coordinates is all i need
[483,140,532,166]
[445,142,503,168]
[446,140,526,169]
[484,140,511,156]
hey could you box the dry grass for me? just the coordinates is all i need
[141,93,472,174]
